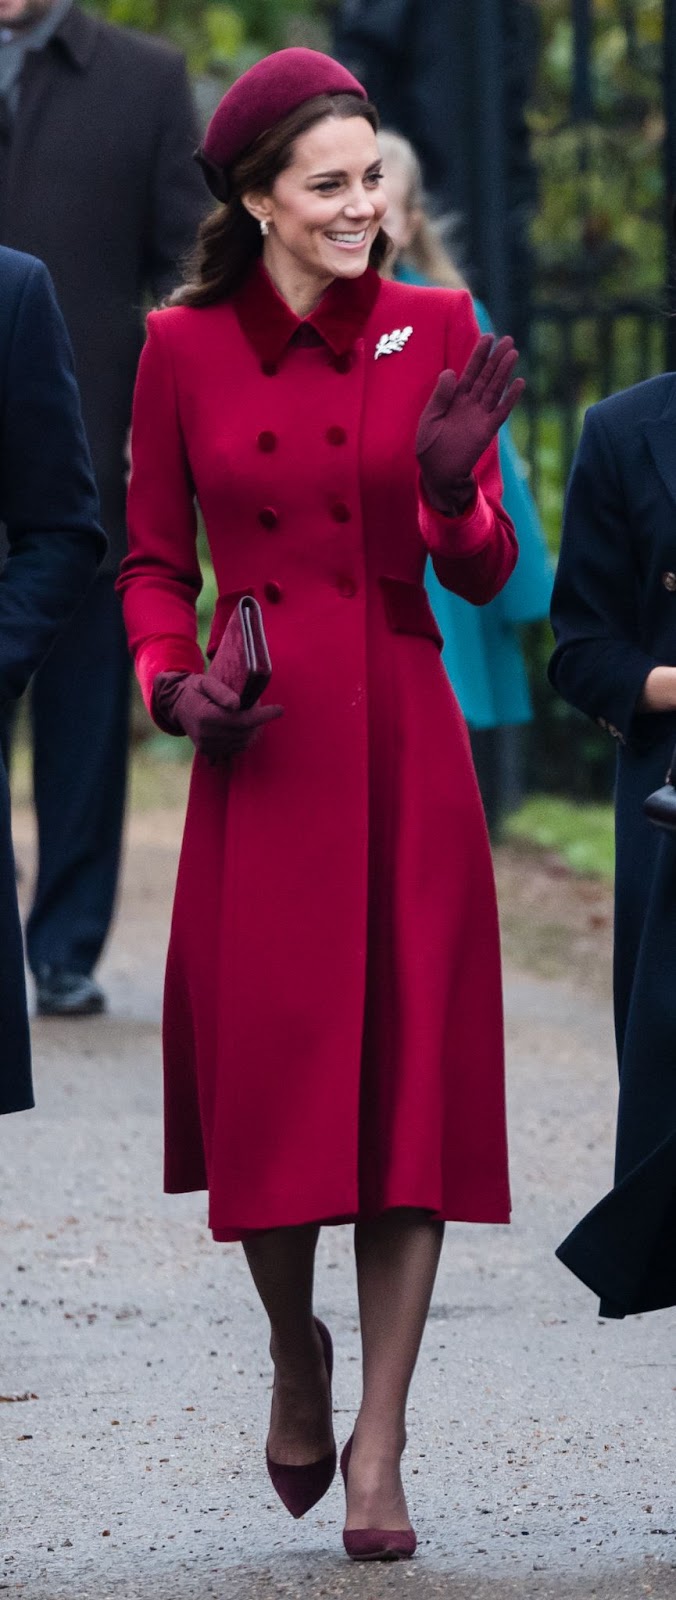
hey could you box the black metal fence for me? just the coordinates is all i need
[524,0,674,511]
[519,294,669,802]
[525,300,668,506]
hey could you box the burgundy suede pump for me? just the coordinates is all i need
[340,1435,417,1562]
[265,1318,336,1519]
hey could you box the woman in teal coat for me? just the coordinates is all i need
[380,133,552,821]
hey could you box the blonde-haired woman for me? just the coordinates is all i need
[380,129,552,830]
[378,130,466,290]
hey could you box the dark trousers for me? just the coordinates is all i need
[3,574,131,977]
[469,726,524,839]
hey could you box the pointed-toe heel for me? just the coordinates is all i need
[342,1528,418,1562]
[340,1436,417,1562]
[265,1318,336,1519]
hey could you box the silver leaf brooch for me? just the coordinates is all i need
[374,325,413,360]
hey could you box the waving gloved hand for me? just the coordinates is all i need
[416,333,525,514]
[153,671,283,763]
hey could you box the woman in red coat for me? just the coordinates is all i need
[118,48,523,1562]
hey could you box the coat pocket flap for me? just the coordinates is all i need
[206,590,253,660]
[379,577,443,650]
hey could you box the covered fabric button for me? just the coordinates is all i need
[337,576,357,598]
[257,430,277,452]
[333,352,352,374]
[258,507,279,529]
[331,501,351,523]
[261,360,278,377]
[264,581,283,603]
[662,571,676,592]
[327,425,347,445]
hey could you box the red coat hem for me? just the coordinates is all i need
[209,1197,511,1242]
[161,1181,512,1239]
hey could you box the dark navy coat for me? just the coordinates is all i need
[0,246,105,1113]
[549,373,676,1316]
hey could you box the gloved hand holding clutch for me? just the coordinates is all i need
[416,333,525,514]
[153,671,283,763]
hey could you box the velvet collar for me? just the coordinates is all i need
[232,260,381,366]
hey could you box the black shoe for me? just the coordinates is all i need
[34,966,106,1018]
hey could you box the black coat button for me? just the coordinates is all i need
[258,507,279,530]
[327,425,347,445]
[333,353,351,374]
[257,430,277,452]
[261,360,278,377]
[331,501,351,523]
[264,581,283,603]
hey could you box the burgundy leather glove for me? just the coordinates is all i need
[416,333,525,514]
[152,671,283,763]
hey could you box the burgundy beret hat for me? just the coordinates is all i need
[197,47,367,202]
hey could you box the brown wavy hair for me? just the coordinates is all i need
[174,93,390,308]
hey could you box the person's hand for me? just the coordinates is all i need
[416,333,525,512]
[152,671,283,762]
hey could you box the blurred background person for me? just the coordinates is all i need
[0,0,205,1016]
[379,130,552,833]
[0,245,105,1113]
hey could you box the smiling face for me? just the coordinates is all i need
[243,114,386,310]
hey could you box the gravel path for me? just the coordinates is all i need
[1,806,675,1599]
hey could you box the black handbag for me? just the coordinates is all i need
[644,741,676,832]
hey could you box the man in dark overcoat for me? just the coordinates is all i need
[0,245,105,1112]
[0,0,206,1015]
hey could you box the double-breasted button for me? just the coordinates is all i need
[337,576,357,598]
[331,501,351,523]
[261,360,278,377]
[257,430,277,452]
[333,352,352,374]
[327,425,347,446]
[264,581,283,604]
[663,571,676,592]
[258,507,279,530]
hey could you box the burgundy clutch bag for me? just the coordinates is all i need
[208,595,272,710]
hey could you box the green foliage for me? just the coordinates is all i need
[83,0,323,73]
[532,0,666,302]
[504,793,616,880]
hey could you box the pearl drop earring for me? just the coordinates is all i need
[260,219,269,237]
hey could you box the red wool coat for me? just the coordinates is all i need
[118,263,516,1240]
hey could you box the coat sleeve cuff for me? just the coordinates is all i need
[418,476,495,558]
[548,640,660,750]
[136,635,204,720]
